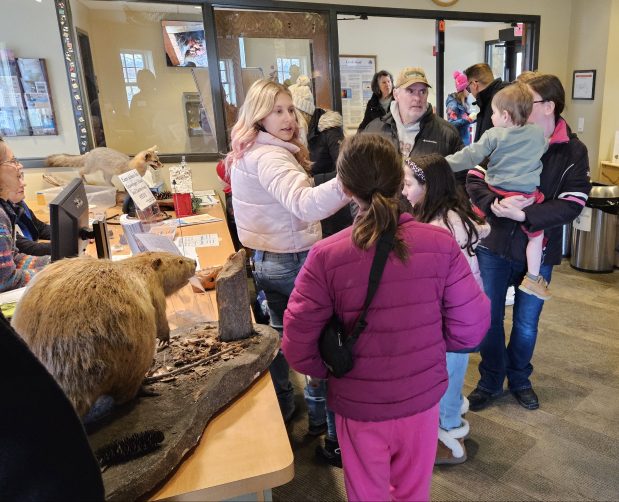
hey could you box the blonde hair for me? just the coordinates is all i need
[516,70,540,84]
[225,79,311,173]
[492,82,533,127]
[337,134,408,262]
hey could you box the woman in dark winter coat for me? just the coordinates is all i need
[357,70,393,132]
[465,74,591,412]
[290,77,352,237]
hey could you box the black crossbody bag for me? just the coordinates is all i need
[319,229,395,378]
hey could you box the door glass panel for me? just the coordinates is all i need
[214,8,332,141]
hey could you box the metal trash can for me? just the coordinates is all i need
[570,183,619,272]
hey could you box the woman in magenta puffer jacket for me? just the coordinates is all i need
[283,134,490,501]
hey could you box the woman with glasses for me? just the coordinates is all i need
[465,74,591,412]
[0,138,50,292]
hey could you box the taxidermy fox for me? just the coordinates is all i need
[46,145,163,186]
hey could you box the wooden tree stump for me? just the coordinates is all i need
[216,248,253,341]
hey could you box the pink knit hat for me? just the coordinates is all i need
[453,70,468,92]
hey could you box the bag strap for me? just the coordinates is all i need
[349,227,396,340]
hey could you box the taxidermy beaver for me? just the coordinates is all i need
[11,252,196,417]
[46,145,163,186]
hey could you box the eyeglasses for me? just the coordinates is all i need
[532,100,547,104]
[466,80,477,93]
[0,158,22,168]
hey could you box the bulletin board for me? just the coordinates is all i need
[339,55,376,131]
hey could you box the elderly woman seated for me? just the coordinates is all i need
[0,138,50,292]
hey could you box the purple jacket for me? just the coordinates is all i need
[283,213,490,422]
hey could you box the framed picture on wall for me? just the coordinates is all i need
[572,70,596,100]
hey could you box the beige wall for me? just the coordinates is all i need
[598,0,619,177]
[290,0,574,80]
[563,0,611,176]
[1,0,79,157]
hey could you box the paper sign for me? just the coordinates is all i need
[175,234,219,248]
[169,165,193,194]
[194,190,218,206]
[572,207,592,232]
[118,169,157,210]
[135,233,183,254]
[171,213,222,226]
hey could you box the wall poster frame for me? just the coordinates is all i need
[572,69,596,100]
[339,54,376,131]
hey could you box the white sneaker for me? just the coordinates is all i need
[460,396,469,416]
[505,286,515,306]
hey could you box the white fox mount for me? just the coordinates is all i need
[45,146,163,186]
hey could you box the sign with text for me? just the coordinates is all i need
[339,55,376,130]
[118,169,157,211]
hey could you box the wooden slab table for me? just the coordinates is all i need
[29,196,294,501]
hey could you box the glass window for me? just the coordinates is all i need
[213,8,333,139]
[120,49,152,106]
[69,0,218,155]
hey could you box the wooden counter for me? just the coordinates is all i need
[599,161,619,186]
[29,196,294,501]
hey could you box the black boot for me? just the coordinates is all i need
[315,437,342,468]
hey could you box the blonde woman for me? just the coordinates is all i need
[226,79,349,422]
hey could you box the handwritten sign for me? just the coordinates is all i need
[169,165,193,194]
[118,169,157,210]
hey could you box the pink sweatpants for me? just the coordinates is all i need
[336,404,439,502]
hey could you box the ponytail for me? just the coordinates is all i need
[337,134,408,262]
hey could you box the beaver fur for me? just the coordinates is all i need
[11,252,196,417]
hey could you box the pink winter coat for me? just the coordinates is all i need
[430,210,490,288]
[282,213,490,422]
[230,131,349,253]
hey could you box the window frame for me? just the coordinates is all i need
[119,49,154,107]
[35,0,539,167]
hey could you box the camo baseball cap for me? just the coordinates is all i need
[395,67,431,89]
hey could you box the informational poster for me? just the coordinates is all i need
[0,48,29,136]
[0,50,57,136]
[17,58,57,135]
[339,55,376,131]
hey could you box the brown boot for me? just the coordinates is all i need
[519,274,552,300]
[435,428,467,465]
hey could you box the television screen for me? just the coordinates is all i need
[162,21,207,67]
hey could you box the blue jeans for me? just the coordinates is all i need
[439,352,469,430]
[304,377,337,440]
[253,250,308,422]
[476,246,553,394]
[304,376,326,427]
